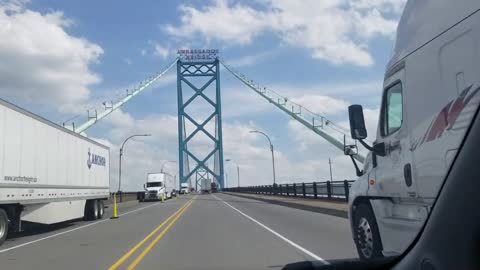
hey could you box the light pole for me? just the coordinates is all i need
[328,158,333,182]
[226,159,240,188]
[118,134,151,201]
[250,130,276,186]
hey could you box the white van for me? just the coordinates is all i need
[345,0,480,260]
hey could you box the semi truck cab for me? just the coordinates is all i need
[180,183,189,194]
[142,172,175,201]
[144,173,166,201]
[345,0,480,261]
[144,180,166,201]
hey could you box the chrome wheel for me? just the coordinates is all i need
[356,217,374,259]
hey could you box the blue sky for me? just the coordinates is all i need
[0,0,406,190]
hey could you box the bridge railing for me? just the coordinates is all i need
[223,180,355,202]
[108,192,138,203]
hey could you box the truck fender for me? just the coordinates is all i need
[349,197,392,238]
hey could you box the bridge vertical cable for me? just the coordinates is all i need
[70,58,178,134]
[219,60,365,163]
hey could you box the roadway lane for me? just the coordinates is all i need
[0,193,357,270]
[215,193,357,260]
[0,196,191,270]
[0,199,158,251]
[133,194,308,270]
[133,193,357,270]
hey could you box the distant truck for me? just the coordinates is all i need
[0,98,110,245]
[211,182,218,193]
[200,178,212,194]
[180,182,190,194]
[141,172,175,201]
[345,0,480,261]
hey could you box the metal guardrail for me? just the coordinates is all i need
[223,180,355,202]
[108,192,138,203]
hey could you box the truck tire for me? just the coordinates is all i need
[353,203,383,261]
[92,200,99,220]
[0,209,8,245]
[85,200,99,221]
[97,200,104,219]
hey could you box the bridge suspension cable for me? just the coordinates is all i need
[220,60,365,164]
[69,58,178,134]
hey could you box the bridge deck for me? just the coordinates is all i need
[0,193,356,270]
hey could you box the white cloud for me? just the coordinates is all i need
[164,0,405,66]
[350,0,406,14]
[225,50,276,67]
[362,107,380,139]
[291,95,349,115]
[153,43,170,59]
[220,78,382,122]
[210,82,273,119]
[92,110,179,191]
[0,2,103,109]
[164,0,270,45]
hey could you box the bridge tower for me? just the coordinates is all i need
[176,51,225,190]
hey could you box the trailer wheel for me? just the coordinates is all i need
[97,200,104,219]
[85,200,99,221]
[92,200,99,220]
[353,203,383,261]
[0,209,8,245]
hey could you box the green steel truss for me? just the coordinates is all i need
[177,59,225,189]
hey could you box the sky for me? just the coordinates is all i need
[0,0,406,191]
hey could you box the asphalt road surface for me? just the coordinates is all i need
[0,193,357,270]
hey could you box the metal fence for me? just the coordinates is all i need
[109,192,138,203]
[223,180,355,202]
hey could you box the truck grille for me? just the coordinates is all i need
[147,190,158,199]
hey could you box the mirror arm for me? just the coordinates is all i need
[358,139,374,152]
[349,155,363,177]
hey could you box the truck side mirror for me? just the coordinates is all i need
[143,183,146,189]
[348,105,367,140]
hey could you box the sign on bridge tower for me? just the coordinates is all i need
[176,49,225,190]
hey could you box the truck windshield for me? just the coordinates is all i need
[146,182,162,187]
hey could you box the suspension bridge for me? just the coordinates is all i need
[0,50,362,269]
[63,50,364,191]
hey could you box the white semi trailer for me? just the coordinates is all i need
[201,178,212,194]
[0,98,110,245]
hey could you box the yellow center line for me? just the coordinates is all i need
[126,198,195,270]
[107,198,194,270]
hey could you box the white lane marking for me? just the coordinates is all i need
[0,201,161,253]
[212,194,328,264]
